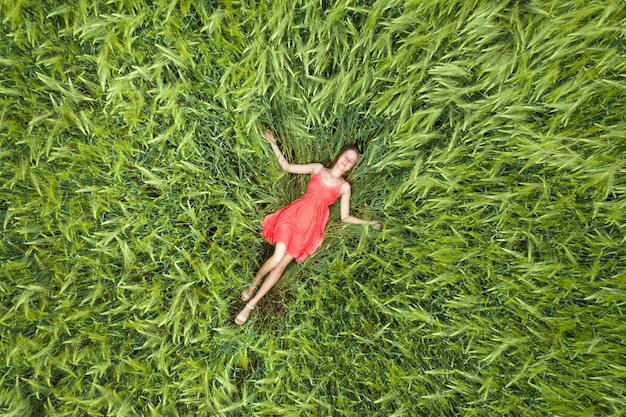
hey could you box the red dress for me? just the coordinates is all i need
[260,170,343,262]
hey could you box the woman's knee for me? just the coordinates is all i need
[269,243,288,269]
[273,254,293,275]
[268,253,283,270]
[274,261,289,275]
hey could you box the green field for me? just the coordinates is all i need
[1,0,625,415]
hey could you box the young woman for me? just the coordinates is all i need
[235,127,382,325]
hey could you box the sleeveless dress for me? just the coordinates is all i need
[260,170,343,262]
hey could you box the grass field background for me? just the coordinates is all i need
[1,0,625,415]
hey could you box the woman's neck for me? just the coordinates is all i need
[328,165,344,180]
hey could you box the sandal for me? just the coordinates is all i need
[241,286,256,302]
[235,303,255,325]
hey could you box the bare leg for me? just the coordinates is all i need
[242,242,288,300]
[236,248,294,324]
[249,253,293,305]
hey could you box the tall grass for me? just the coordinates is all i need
[1,0,624,415]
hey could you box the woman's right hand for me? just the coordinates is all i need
[371,221,383,230]
[263,127,275,144]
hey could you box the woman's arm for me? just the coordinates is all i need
[339,182,383,229]
[263,128,322,175]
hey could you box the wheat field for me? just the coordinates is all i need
[1,0,625,415]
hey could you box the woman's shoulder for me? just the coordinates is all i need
[339,180,351,194]
[311,163,325,174]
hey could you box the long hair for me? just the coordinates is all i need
[325,143,361,178]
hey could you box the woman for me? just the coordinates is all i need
[235,127,382,325]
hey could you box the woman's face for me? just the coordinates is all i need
[337,149,359,173]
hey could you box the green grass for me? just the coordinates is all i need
[1,0,625,415]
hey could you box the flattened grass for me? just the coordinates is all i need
[1,0,625,415]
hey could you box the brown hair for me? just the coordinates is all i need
[325,143,361,178]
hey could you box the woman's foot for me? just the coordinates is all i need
[241,286,256,302]
[235,303,255,325]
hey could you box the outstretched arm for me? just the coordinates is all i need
[339,182,383,229]
[263,127,322,175]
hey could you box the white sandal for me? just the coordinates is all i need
[241,286,256,302]
[235,303,255,325]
